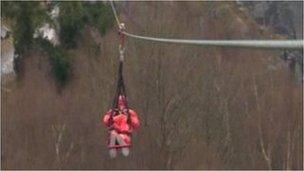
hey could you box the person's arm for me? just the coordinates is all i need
[102,109,112,127]
[129,109,140,129]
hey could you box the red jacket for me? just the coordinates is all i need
[102,109,140,133]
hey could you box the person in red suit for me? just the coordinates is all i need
[102,95,140,158]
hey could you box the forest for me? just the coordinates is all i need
[1,1,303,170]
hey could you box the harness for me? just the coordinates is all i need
[107,24,132,149]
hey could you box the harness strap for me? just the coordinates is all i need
[108,144,131,149]
[108,22,132,134]
[108,128,132,135]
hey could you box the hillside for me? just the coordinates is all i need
[1,1,303,169]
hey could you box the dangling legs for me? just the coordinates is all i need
[109,130,130,157]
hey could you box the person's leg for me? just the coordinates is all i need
[115,134,130,157]
[121,147,130,157]
[108,131,117,158]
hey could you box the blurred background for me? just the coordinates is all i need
[1,1,303,169]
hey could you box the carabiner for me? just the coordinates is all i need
[118,23,126,62]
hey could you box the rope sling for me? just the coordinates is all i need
[107,24,132,149]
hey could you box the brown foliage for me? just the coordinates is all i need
[2,1,302,170]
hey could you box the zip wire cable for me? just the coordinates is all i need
[110,1,303,50]
[123,31,303,50]
[110,1,121,29]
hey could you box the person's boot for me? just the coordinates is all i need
[121,147,129,157]
[109,149,117,158]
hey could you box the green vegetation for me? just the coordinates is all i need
[1,1,114,86]
[83,2,114,36]
[37,38,70,86]
[58,2,114,48]
[58,2,85,49]
[2,1,50,76]
[2,2,50,55]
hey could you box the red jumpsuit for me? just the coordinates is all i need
[103,107,140,146]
